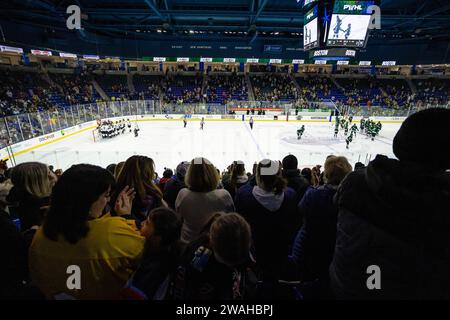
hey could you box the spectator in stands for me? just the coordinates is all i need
[354,162,365,171]
[0,210,44,299]
[175,157,234,244]
[291,156,352,298]
[301,167,313,185]
[29,164,144,299]
[112,156,166,223]
[114,161,125,180]
[124,207,182,300]
[171,212,254,300]
[163,161,189,209]
[7,162,57,241]
[158,168,173,193]
[222,161,249,200]
[235,159,299,296]
[281,155,310,203]
[330,108,450,299]
[106,163,117,175]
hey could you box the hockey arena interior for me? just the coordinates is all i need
[0,0,449,303]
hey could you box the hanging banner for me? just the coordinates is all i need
[31,50,52,56]
[59,52,77,58]
[0,45,23,54]
[83,55,100,60]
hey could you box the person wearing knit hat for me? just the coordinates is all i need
[393,108,450,170]
[175,161,190,179]
[163,161,189,210]
[328,108,450,300]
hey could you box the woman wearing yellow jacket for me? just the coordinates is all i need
[29,164,145,300]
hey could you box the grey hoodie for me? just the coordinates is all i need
[251,186,285,212]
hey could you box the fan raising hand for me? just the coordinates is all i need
[114,186,136,216]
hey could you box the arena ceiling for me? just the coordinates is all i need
[1,0,449,45]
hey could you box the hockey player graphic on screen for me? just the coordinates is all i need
[344,23,352,39]
[333,16,344,38]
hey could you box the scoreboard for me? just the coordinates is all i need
[302,0,378,60]
[326,1,375,48]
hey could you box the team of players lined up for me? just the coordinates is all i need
[296,116,382,149]
[98,119,140,138]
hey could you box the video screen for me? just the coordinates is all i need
[326,1,375,47]
[303,5,319,50]
[326,14,371,47]
[304,18,318,50]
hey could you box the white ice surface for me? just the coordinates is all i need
[14,120,400,174]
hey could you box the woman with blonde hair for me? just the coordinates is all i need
[114,161,125,180]
[111,155,165,223]
[175,157,234,243]
[7,162,57,234]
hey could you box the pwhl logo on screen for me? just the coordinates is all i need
[343,5,363,11]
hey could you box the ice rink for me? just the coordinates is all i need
[13,119,401,174]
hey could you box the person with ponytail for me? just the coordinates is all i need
[235,159,300,295]
[222,161,248,200]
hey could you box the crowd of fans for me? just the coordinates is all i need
[162,74,203,104]
[412,79,449,107]
[251,74,298,102]
[0,70,59,116]
[295,77,339,102]
[205,73,248,104]
[1,108,449,300]
[0,67,448,117]
[49,72,97,106]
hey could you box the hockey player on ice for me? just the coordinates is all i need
[249,117,254,130]
[134,124,140,137]
[200,117,205,130]
[346,133,353,149]
[297,125,305,140]
[183,116,187,128]
[350,124,358,137]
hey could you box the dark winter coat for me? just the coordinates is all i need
[0,212,44,299]
[6,187,50,232]
[235,184,300,281]
[222,174,249,200]
[282,169,310,203]
[329,155,450,299]
[170,233,255,300]
[291,184,339,282]
[163,176,187,209]
[124,246,181,300]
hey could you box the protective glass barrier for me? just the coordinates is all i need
[5,116,23,144]
[14,149,396,173]
[29,113,45,136]
[0,99,447,153]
